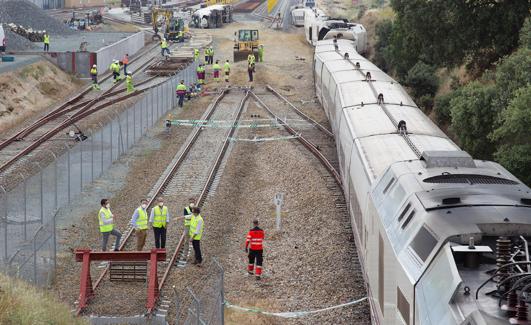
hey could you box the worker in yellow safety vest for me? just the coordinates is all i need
[161,38,170,57]
[43,32,50,52]
[149,197,170,249]
[193,48,199,61]
[90,64,101,90]
[176,79,187,107]
[177,30,184,43]
[196,64,205,84]
[125,72,134,93]
[130,199,149,251]
[212,60,221,82]
[223,60,230,82]
[110,60,121,83]
[258,44,264,62]
[247,53,255,66]
[189,207,204,265]
[98,198,122,252]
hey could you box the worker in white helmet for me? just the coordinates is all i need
[90,64,100,90]
[160,38,169,57]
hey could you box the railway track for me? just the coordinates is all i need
[79,87,250,316]
[0,42,167,178]
[250,86,342,187]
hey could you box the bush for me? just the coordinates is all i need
[433,91,458,125]
[449,81,498,159]
[373,20,393,72]
[417,94,434,113]
[404,61,439,99]
[490,86,531,185]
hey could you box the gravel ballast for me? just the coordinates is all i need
[0,0,75,35]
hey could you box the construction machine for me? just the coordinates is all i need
[233,29,259,62]
[151,8,186,42]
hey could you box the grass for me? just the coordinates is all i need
[0,273,88,325]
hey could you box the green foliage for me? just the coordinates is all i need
[388,0,529,76]
[490,86,531,185]
[373,20,393,72]
[404,61,438,99]
[449,82,498,159]
[519,17,531,49]
[493,48,531,109]
[433,91,458,125]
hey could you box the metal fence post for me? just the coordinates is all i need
[1,186,7,262]
[150,90,154,126]
[23,175,27,240]
[126,108,130,149]
[110,118,114,162]
[100,128,104,175]
[39,165,44,224]
[32,235,37,283]
[52,210,57,277]
[67,146,71,204]
[214,258,225,325]
[188,288,201,325]
[133,102,137,142]
[80,139,84,190]
[54,159,58,210]
[90,132,94,182]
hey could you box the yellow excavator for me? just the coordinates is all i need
[233,29,259,62]
[151,8,184,42]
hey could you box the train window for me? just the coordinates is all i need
[397,203,411,222]
[410,226,437,262]
[401,210,415,229]
[382,177,395,194]
[397,287,410,325]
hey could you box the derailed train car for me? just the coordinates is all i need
[314,38,531,325]
[303,10,367,53]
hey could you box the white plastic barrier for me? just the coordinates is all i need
[96,31,145,75]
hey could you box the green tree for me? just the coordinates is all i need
[404,61,438,99]
[373,20,393,72]
[490,86,531,185]
[493,48,531,109]
[449,82,498,159]
[519,17,531,49]
[388,0,529,76]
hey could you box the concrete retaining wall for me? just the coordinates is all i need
[45,51,96,77]
[27,0,65,9]
[96,31,145,75]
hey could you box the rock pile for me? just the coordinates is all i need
[3,27,38,51]
[7,23,46,42]
[0,0,75,35]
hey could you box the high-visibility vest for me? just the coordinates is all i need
[209,48,214,55]
[248,54,255,65]
[189,214,204,240]
[135,207,148,230]
[176,83,187,95]
[152,206,168,228]
[178,31,183,37]
[123,56,129,64]
[246,226,264,250]
[224,62,230,72]
[109,63,115,72]
[194,49,199,57]
[98,207,113,233]
[184,206,192,226]
[212,63,221,71]
[90,68,97,76]
[258,47,264,55]
[43,35,50,44]
[161,40,168,49]
[126,75,133,85]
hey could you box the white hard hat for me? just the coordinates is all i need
[93,64,97,67]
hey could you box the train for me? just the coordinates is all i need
[314,38,531,325]
[294,6,367,54]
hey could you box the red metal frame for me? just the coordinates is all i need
[74,248,166,314]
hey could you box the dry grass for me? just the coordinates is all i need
[0,273,88,325]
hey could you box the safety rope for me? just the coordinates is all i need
[224,297,367,318]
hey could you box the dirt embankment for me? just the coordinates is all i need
[0,61,84,134]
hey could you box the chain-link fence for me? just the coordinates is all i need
[178,258,225,325]
[0,60,199,286]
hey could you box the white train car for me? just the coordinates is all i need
[304,12,367,53]
[303,8,327,45]
[291,0,316,26]
[314,39,531,325]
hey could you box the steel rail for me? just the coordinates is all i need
[78,88,249,316]
[85,89,232,314]
[250,91,343,188]
[157,91,250,297]
[0,43,159,151]
[0,57,158,174]
[265,85,333,138]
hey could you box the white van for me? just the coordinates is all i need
[0,25,6,53]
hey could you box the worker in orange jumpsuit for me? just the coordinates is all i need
[245,219,264,280]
